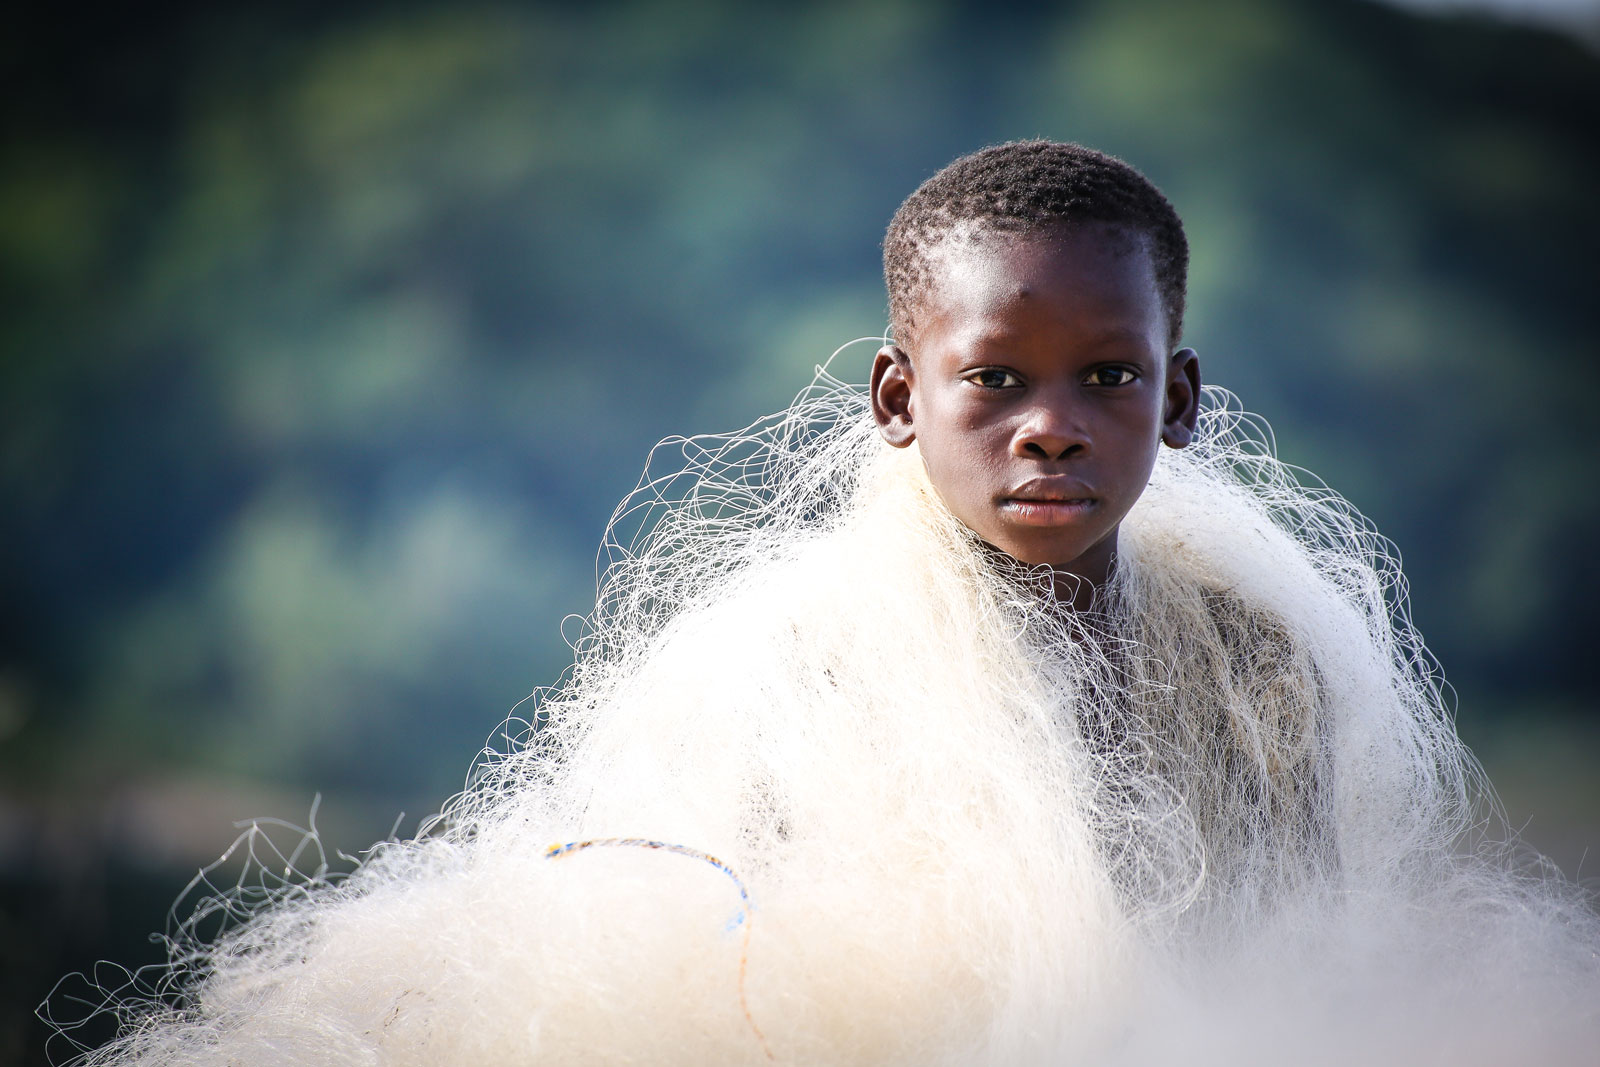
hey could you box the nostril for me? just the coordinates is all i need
[1020,440,1080,460]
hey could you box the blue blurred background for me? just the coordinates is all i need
[5,0,1598,1058]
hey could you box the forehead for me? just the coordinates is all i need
[913,223,1165,353]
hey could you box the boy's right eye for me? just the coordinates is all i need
[965,368,1023,389]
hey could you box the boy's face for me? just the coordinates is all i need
[871,223,1199,589]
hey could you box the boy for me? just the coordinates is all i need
[66,142,1597,1066]
[871,142,1200,604]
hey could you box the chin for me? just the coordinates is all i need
[990,541,1090,570]
[996,527,1117,577]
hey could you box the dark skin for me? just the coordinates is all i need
[871,222,1201,611]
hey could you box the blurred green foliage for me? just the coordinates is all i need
[3,0,1598,1057]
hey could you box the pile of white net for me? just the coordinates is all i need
[48,359,1600,1065]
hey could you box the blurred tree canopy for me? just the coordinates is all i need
[3,0,1598,1054]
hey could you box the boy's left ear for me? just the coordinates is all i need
[1161,347,1201,449]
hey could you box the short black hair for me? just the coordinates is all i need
[884,140,1188,351]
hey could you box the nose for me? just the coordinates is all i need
[1013,396,1088,461]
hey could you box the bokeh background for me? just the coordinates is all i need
[5,0,1598,1059]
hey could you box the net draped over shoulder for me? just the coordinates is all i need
[55,376,1600,1067]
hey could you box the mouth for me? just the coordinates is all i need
[999,497,1096,526]
[999,480,1097,526]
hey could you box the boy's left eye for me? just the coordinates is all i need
[1086,367,1137,386]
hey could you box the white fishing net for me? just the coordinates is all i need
[47,354,1600,1065]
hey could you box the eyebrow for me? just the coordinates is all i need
[961,326,1157,351]
[1077,327,1154,348]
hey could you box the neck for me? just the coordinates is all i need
[1055,535,1118,612]
[975,542,1115,614]
[1050,568,1102,613]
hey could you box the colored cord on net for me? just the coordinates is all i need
[545,837,774,1060]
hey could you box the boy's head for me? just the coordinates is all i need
[884,140,1189,353]
[871,141,1200,593]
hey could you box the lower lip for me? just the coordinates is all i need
[1000,499,1095,526]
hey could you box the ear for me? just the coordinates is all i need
[871,344,917,448]
[1161,347,1201,449]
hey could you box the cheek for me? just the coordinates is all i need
[917,447,992,518]
[1112,444,1161,502]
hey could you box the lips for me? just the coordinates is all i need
[999,498,1095,526]
[999,479,1097,526]
[1003,477,1095,502]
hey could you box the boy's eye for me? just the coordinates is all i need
[966,368,1023,389]
[1086,366,1137,387]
